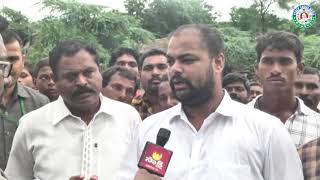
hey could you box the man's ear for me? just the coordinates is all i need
[22,54,26,67]
[99,63,104,73]
[297,62,304,76]
[213,53,225,74]
[254,63,259,76]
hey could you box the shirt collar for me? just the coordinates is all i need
[169,90,235,124]
[252,95,309,116]
[51,94,112,126]
[16,83,30,98]
[295,97,310,116]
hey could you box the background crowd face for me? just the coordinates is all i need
[158,81,178,111]
[0,38,6,94]
[115,54,139,75]
[256,46,302,92]
[224,81,248,103]
[55,49,102,111]
[140,54,168,96]
[18,67,34,88]
[295,73,320,109]
[249,84,263,100]
[167,28,217,106]
[5,40,24,87]
[35,66,59,101]
[102,72,136,104]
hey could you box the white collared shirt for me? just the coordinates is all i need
[248,95,320,147]
[5,95,141,180]
[116,92,303,180]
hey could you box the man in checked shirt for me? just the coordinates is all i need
[248,31,320,147]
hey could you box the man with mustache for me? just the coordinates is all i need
[117,24,303,180]
[222,72,250,104]
[248,31,320,147]
[294,66,320,113]
[132,48,169,119]
[33,58,59,102]
[5,40,141,180]
[0,30,49,170]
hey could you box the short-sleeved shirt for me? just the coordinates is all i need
[248,95,320,147]
[0,83,49,169]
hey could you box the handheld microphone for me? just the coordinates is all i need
[138,128,173,177]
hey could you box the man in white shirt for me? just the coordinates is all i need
[5,40,141,180]
[116,24,303,180]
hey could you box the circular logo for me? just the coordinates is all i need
[292,4,317,29]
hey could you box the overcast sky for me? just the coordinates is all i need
[0,0,301,22]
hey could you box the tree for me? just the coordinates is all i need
[301,35,320,69]
[125,0,218,37]
[124,0,148,18]
[253,0,293,33]
[230,5,292,35]
[219,27,256,74]
[1,7,31,46]
[27,0,154,64]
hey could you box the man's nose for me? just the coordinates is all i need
[75,74,88,85]
[270,63,281,76]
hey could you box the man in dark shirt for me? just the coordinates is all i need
[0,30,49,169]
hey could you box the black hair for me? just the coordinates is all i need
[33,57,50,77]
[108,47,139,68]
[49,40,100,78]
[302,66,320,81]
[23,61,34,77]
[256,31,304,63]
[223,72,250,93]
[139,48,168,70]
[1,29,23,48]
[169,24,225,59]
[102,66,139,93]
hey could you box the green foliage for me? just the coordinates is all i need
[2,0,154,65]
[219,27,256,73]
[1,7,31,45]
[230,5,292,35]
[126,0,217,37]
[303,2,320,35]
[301,35,320,69]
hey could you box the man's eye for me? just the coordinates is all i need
[117,62,125,66]
[20,73,28,78]
[182,58,195,64]
[129,62,137,68]
[157,64,168,70]
[111,84,122,91]
[83,70,94,77]
[167,58,175,66]
[7,56,19,63]
[294,83,303,89]
[143,65,153,71]
[306,84,318,90]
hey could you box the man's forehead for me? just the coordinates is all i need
[117,54,136,61]
[167,30,204,56]
[226,81,245,86]
[297,74,320,83]
[143,55,167,65]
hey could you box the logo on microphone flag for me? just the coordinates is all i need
[138,142,173,177]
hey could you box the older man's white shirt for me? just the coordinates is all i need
[5,95,141,180]
[116,93,303,180]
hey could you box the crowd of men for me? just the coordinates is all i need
[0,21,318,180]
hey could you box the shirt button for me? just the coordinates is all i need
[5,131,10,136]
